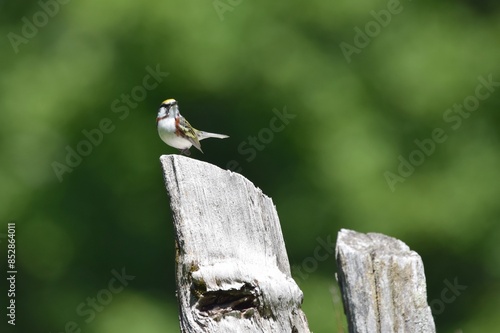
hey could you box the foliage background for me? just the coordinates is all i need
[1,0,500,332]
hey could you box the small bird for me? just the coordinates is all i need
[157,99,229,155]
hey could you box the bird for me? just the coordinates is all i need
[156,99,229,155]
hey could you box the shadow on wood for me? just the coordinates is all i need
[160,155,310,333]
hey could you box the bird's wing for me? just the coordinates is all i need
[176,116,202,152]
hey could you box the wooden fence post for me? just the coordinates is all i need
[160,155,311,333]
[335,229,436,333]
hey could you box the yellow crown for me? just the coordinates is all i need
[161,98,177,106]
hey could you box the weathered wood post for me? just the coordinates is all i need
[335,229,436,333]
[160,155,310,333]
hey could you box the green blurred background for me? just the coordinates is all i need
[1,0,500,332]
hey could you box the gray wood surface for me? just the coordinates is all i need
[336,229,436,333]
[160,155,310,333]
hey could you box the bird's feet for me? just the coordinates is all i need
[180,149,191,156]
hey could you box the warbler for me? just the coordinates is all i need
[157,99,229,155]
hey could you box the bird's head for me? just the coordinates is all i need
[157,98,179,122]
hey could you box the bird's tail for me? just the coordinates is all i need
[197,131,229,140]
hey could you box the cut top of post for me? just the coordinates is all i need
[161,155,291,274]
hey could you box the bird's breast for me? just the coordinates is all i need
[158,118,192,149]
